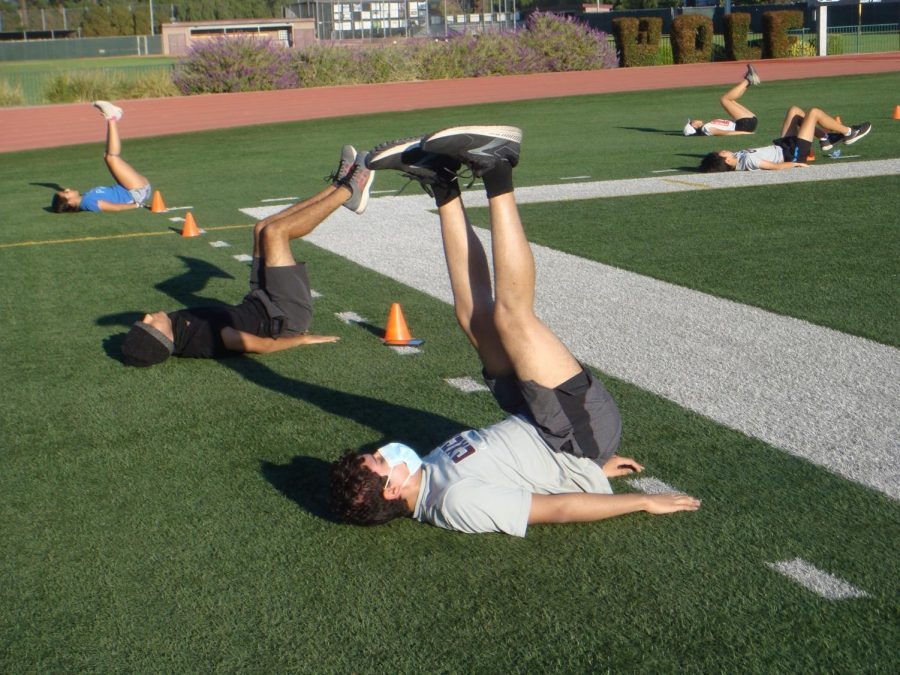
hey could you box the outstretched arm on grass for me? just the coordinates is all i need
[221,328,339,354]
[528,492,700,525]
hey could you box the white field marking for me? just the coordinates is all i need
[260,196,298,202]
[209,240,231,248]
[766,558,870,600]
[445,376,490,393]
[233,254,253,262]
[651,168,679,173]
[561,175,591,180]
[372,189,400,195]
[169,216,185,222]
[287,158,900,501]
[389,345,421,355]
[311,289,322,299]
[625,477,682,495]
[163,206,192,212]
[335,310,367,324]
[829,154,861,160]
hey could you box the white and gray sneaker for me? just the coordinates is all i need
[745,64,761,86]
[341,151,375,215]
[92,100,123,121]
[327,144,357,187]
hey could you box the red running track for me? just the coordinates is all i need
[1,52,897,154]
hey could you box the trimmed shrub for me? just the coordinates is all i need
[788,38,816,57]
[762,10,803,59]
[612,17,662,67]
[44,71,121,103]
[294,44,363,88]
[671,15,714,64]
[173,36,299,94]
[355,44,419,83]
[0,79,26,107]
[405,39,471,81]
[119,70,180,99]
[724,12,761,61]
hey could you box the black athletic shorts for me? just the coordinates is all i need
[255,263,313,336]
[774,136,812,164]
[734,116,758,133]
[484,366,622,463]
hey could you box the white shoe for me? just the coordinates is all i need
[93,100,123,121]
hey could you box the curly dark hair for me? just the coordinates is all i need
[699,152,732,173]
[330,449,413,525]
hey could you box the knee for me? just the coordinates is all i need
[492,302,531,341]
[254,220,268,241]
[807,107,824,119]
[261,221,287,250]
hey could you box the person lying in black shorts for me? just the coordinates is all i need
[699,105,871,172]
[120,146,374,367]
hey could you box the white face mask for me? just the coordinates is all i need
[378,442,422,490]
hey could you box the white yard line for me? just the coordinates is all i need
[766,558,869,600]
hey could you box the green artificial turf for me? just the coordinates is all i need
[2,72,898,672]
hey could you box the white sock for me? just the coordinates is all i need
[844,127,852,136]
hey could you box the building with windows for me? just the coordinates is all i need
[161,17,315,56]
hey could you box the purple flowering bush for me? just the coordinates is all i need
[172,13,617,95]
[173,36,299,94]
[518,12,619,72]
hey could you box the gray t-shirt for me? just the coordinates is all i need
[735,144,784,171]
[413,414,613,537]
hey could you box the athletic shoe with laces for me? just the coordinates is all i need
[421,125,521,177]
[366,137,462,195]
[745,64,760,86]
[843,122,871,145]
[93,100,123,121]
[340,151,375,214]
[819,132,843,152]
[326,144,358,186]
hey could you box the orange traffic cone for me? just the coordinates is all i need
[806,149,816,162]
[383,303,422,346]
[150,190,166,213]
[181,212,201,238]
[893,105,900,120]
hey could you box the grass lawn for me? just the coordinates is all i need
[1,72,898,672]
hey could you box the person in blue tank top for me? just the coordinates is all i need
[52,101,153,213]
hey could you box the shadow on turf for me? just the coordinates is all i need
[617,126,683,136]
[228,356,465,522]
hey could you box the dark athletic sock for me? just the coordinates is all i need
[432,178,461,208]
[482,160,514,198]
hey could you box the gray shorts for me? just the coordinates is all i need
[484,366,622,463]
[129,184,152,206]
[254,263,313,336]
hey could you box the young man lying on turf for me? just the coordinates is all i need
[699,105,871,172]
[330,126,700,536]
[120,147,374,367]
[683,64,761,137]
[52,101,153,213]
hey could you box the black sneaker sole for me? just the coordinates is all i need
[421,125,522,176]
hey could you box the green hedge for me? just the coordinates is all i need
[671,15,714,64]
[724,12,762,61]
[612,17,663,67]
[763,10,804,59]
